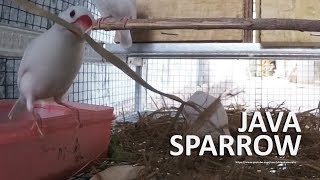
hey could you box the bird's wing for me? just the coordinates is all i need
[17,39,37,88]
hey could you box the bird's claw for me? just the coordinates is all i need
[120,16,130,28]
[67,107,81,128]
[97,16,112,29]
[54,99,82,129]
[31,111,44,137]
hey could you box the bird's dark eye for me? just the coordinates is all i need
[70,10,75,18]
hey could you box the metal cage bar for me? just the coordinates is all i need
[105,43,320,59]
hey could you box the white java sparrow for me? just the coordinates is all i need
[8,6,94,130]
[93,0,137,48]
[183,91,231,142]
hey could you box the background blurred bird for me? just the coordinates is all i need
[94,0,137,48]
[183,91,231,142]
[8,6,94,135]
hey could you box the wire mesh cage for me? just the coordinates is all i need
[144,58,320,113]
[0,0,138,116]
[1,0,320,180]
[1,0,320,116]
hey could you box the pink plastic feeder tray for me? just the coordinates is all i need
[0,100,115,180]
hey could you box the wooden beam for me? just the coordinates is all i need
[93,18,320,32]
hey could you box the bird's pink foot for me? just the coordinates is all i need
[30,111,44,137]
[97,16,112,29]
[54,99,81,129]
[120,16,130,28]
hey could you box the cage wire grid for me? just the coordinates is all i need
[0,0,320,119]
[144,59,320,113]
[0,0,135,116]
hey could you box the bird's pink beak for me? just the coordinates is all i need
[73,15,93,33]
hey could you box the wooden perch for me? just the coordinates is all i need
[93,18,320,32]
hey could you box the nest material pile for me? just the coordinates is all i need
[76,106,320,180]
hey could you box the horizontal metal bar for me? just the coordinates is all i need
[104,43,320,59]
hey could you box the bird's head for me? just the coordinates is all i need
[59,6,94,35]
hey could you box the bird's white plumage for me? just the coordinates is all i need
[183,91,231,142]
[8,6,94,119]
[94,0,137,48]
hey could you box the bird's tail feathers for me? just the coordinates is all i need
[8,98,27,120]
[120,30,133,49]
